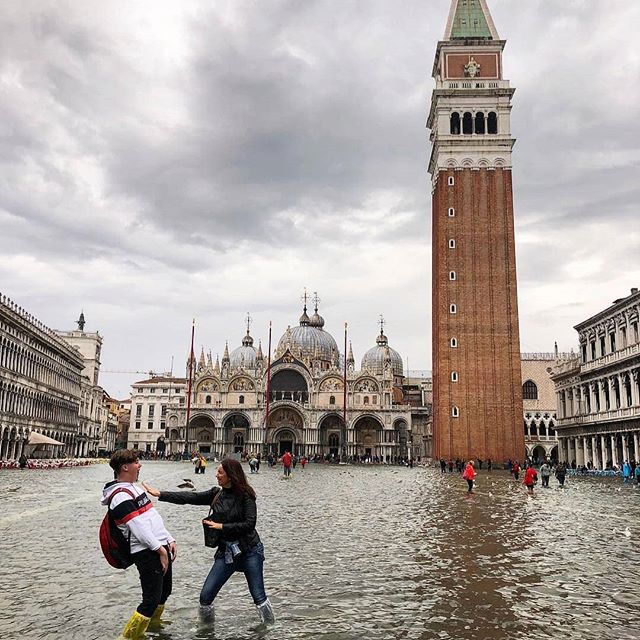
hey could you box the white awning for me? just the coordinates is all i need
[28,432,65,446]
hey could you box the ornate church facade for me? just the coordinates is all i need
[150,300,418,460]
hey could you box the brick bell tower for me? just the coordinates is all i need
[427,0,524,463]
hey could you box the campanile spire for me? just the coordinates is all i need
[428,0,524,462]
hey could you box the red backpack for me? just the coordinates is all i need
[99,487,135,569]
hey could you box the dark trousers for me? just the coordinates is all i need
[132,547,173,617]
[542,475,550,487]
[466,479,474,492]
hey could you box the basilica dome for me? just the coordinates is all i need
[230,330,257,369]
[277,305,339,368]
[361,330,403,376]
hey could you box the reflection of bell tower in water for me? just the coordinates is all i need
[428,0,524,462]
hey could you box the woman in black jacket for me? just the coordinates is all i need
[142,458,274,624]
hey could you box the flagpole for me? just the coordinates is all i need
[342,322,348,461]
[185,319,195,456]
[264,322,273,452]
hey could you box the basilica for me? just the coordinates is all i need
[128,299,428,460]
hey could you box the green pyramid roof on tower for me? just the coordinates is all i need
[450,0,493,40]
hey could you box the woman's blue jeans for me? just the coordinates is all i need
[200,543,267,606]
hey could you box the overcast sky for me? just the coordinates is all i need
[1,0,639,398]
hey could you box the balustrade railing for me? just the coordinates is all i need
[582,342,640,373]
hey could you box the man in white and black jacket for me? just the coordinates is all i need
[102,450,177,640]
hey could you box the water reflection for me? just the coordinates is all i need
[0,463,639,639]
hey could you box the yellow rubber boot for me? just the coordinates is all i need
[117,610,151,640]
[148,604,166,630]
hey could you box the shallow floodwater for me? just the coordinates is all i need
[0,463,639,639]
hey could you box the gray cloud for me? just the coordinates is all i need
[1,0,638,397]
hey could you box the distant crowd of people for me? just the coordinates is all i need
[1,455,97,470]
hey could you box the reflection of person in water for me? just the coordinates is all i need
[18,454,28,469]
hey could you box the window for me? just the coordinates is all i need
[147,421,153,429]
[162,388,168,394]
[150,388,156,394]
[633,322,639,343]
[600,336,606,357]
[487,112,498,134]
[449,271,457,281]
[148,405,155,417]
[174,388,181,394]
[451,406,460,418]
[179,398,185,404]
[233,433,244,448]
[474,111,485,134]
[450,337,458,348]
[205,395,211,404]
[448,239,456,249]
[448,176,455,186]
[161,404,167,417]
[239,395,245,404]
[610,333,616,352]
[450,304,457,314]
[329,395,336,405]
[522,380,538,400]
[450,113,460,135]
[364,396,369,405]
[135,421,141,429]
[448,207,455,217]
[581,344,587,363]
[590,341,596,360]
[462,112,473,134]
[136,404,142,417]
[621,327,627,348]
[451,372,458,382]
[160,421,166,430]
[137,388,143,393]
[132,443,139,449]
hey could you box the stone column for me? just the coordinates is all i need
[591,435,600,469]
[609,377,617,410]
[583,437,590,467]
[610,435,618,467]
[622,435,629,463]
[633,432,640,463]
[601,436,608,469]
[632,370,640,407]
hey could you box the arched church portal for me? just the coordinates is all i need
[319,414,344,458]
[189,415,215,454]
[353,416,384,458]
[223,413,250,453]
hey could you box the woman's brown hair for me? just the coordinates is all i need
[221,458,256,500]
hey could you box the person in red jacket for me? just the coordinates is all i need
[523,466,538,495]
[512,461,521,481]
[462,460,476,493]
[281,451,293,478]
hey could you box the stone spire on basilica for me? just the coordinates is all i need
[213,354,220,375]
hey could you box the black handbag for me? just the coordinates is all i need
[202,490,222,548]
